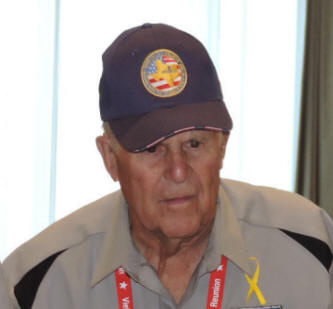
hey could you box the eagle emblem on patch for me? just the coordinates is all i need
[141,49,187,97]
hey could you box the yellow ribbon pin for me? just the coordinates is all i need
[244,257,266,305]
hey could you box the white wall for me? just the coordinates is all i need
[0,0,306,259]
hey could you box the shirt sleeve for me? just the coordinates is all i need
[0,262,17,309]
[320,209,333,308]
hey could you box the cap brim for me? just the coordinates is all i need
[108,101,232,152]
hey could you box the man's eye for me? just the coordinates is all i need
[189,139,200,148]
[146,145,157,153]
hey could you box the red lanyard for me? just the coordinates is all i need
[206,255,228,308]
[115,256,228,309]
[115,267,134,309]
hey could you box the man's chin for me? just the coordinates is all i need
[160,219,202,240]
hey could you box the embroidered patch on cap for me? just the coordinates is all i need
[141,49,187,97]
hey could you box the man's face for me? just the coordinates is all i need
[99,130,228,240]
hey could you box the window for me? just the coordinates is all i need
[0,0,306,259]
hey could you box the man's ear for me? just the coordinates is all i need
[96,135,119,181]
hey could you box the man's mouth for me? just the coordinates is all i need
[160,195,196,206]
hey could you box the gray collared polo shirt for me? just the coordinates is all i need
[4,179,333,308]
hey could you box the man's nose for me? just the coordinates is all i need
[165,149,191,183]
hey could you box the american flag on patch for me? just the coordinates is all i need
[147,54,182,92]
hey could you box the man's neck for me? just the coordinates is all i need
[131,222,213,303]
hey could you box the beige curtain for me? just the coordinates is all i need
[296,0,333,217]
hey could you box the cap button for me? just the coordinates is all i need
[141,23,152,29]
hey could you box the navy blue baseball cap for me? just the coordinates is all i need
[99,23,232,152]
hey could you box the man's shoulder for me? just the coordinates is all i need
[221,178,318,214]
[3,190,124,285]
[220,178,333,268]
[220,178,332,242]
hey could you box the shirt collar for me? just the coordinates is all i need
[202,184,252,276]
[91,196,143,286]
[91,181,253,286]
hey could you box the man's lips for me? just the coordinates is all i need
[160,195,196,205]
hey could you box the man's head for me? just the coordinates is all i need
[97,23,232,240]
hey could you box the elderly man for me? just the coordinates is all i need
[4,23,333,309]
